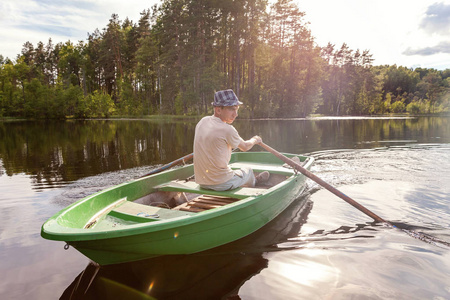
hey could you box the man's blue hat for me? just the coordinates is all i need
[212,89,243,106]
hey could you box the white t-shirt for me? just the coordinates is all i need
[193,115,244,185]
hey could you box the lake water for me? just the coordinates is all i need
[0,117,449,299]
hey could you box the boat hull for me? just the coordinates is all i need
[42,152,314,265]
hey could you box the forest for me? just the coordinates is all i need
[0,0,449,119]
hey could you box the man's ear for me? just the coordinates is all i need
[214,106,222,115]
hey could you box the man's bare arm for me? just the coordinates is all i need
[238,135,262,152]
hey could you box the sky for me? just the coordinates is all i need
[1,0,450,70]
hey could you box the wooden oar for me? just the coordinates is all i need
[259,142,386,222]
[260,142,450,248]
[140,153,193,178]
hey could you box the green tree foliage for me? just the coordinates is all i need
[318,43,383,116]
[84,90,115,117]
[1,0,449,119]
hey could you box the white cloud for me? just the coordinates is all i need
[420,2,450,35]
[0,0,156,60]
[403,41,450,56]
[297,0,450,69]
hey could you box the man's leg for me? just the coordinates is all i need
[255,171,270,184]
[200,167,255,191]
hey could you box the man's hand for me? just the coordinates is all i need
[238,135,263,152]
[251,135,262,145]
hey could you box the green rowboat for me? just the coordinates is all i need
[41,152,314,265]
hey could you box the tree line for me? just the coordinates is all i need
[1,0,449,119]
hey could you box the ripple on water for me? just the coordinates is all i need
[270,145,450,299]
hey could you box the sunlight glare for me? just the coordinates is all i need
[269,250,339,288]
[147,280,155,294]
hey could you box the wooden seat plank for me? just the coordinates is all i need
[189,202,222,209]
[179,206,205,212]
[173,194,241,212]
[194,198,235,206]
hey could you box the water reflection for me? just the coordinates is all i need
[0,117,449,188]
[63,252,267,300]
[61,195,313,300]
[0,120,197,183]
[1,117,450,299]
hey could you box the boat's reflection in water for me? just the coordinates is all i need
[61,193,313,300]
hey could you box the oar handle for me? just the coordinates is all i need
[259,142,387,223]
[140,153,194,178]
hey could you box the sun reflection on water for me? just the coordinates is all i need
[239,249,340,299]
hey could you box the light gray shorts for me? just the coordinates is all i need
[200,167,255,191]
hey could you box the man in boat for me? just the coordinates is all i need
[193,89,270,191]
